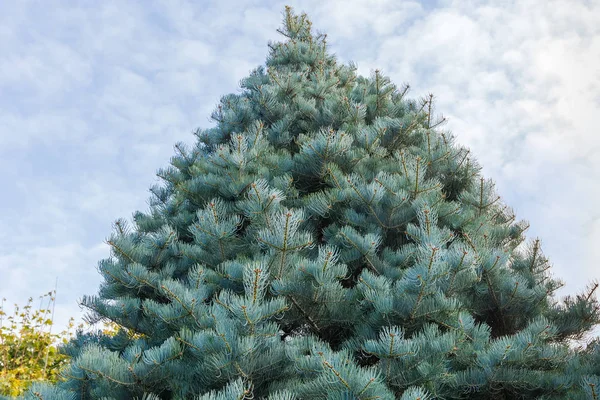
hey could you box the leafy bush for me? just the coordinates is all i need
[0,291,75,397]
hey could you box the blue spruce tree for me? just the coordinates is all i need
[20,7,600,400]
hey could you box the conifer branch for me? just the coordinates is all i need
[289,296,320,332]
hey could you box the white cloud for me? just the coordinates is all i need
[0,241,109,330]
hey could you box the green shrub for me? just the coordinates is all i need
[0,291,74,397]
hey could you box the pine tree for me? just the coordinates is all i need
[22,7,600,399]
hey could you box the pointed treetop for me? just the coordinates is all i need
[278,6,316,42]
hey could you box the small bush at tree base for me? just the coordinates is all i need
[0,291,74,397]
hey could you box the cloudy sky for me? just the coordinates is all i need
[1,0,599,337]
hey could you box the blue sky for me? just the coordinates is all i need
[1,0,599,338]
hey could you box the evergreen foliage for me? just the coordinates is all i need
[25,7,600,399]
